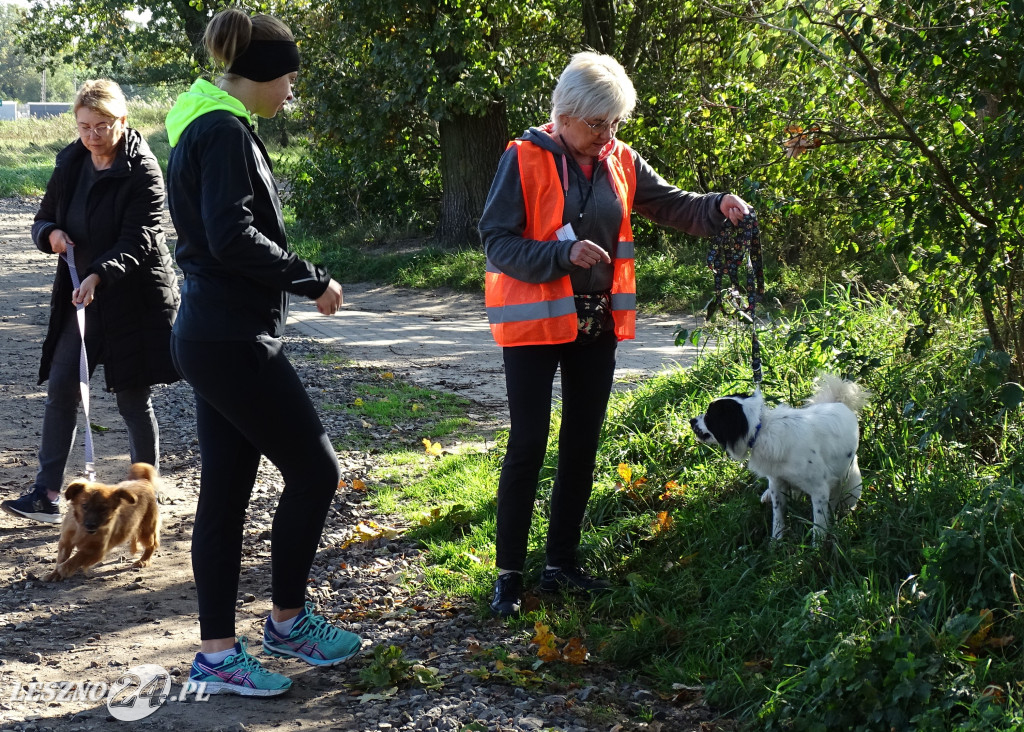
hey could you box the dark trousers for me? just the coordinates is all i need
[170,335,341,640]
[35,310,158,494]
[495,331,617,572]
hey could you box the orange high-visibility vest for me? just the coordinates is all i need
[485,139,637,347]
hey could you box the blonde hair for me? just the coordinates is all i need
[73,79,127,119]
[204,7,294,69]
[550,52,637,126]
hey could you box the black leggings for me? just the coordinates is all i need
[170,335,341,640]
[495,331,617,572]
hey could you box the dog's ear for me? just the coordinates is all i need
[114,488,138,505]
[64,481,88,502]
[704,398,750,457]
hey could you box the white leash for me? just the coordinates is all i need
[60,243,96,481]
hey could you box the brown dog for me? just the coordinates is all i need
[46,462,161,581]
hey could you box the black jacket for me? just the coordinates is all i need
[32,128,180,391]
[167,109,330,341]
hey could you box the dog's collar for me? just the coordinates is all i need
[747,421,762,449]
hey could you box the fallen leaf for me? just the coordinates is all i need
[653,510,674,534]
[357,686,398,702]
[561,637,588,665]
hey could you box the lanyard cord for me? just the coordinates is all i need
[557,136,595,224]
[59,244,96,481]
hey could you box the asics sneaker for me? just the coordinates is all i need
[263,602,362,667]
[189,637,292,697]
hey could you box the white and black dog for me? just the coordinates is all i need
[690,375,869,543]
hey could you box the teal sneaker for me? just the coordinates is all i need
[189,637,291,697]
[263,602,362,667]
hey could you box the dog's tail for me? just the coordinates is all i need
[128,462,159,482]
[806,374,870,413]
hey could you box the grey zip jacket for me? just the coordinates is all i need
[480,124,727,294]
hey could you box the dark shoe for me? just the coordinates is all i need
[490,572,524,618]
[1,489,60,524]
[540,565,610,594]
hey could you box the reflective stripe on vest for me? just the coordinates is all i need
[485,138,637,346]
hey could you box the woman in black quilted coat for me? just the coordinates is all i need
[1,79,179,526]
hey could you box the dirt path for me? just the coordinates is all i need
[0,196,719,732]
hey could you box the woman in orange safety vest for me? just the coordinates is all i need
[479,52,752,618]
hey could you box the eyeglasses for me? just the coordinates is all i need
[579,118,622,135]
[77,121,117,136]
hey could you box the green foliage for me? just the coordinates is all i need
[16,0,208,85]
[358,644,443,691]
[0,3,82,103]
[289,0,565,240]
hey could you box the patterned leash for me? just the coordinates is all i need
[60,243,96,481]
[705,211,765,384]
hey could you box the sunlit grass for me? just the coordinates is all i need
[0,102,293,197]
[357,284,1023,729]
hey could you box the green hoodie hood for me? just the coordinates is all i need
[165,78,252,147]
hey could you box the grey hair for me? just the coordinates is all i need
[550,52,637,126]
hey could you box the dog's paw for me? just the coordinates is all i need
[132,559,151,568]
[44,569,65,582]
[760,487,773,504]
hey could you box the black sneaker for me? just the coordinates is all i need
[539,565,610,594]
[490,572,524,618]
[1,489,61,524]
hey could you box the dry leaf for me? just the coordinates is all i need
[533,621,558,649]
[351,479,367,492]
[782,123,823,158]
[653,510,674,534]
[561,637,588,665]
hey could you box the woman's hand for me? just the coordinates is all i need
[315,279,344,315]
[48,229,73,254]
[72,273,101,307]
[720,194,752,225]
[569,239,612,269]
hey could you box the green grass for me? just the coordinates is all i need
[316,364,475,453]
[0,101,291,197]
[355,283,1024,730]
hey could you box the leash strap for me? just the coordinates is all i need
[60,244,96,481]
[706,211,765,384]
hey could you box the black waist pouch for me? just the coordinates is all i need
[574,292,612,343]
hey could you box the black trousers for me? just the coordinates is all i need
[495,331,617,572]
[170,335,341,640]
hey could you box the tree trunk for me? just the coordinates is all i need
[435,100,508,249]
[582,0,616,54]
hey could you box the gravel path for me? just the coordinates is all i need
[0,196,722,732]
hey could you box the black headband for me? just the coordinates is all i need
[227,39,300,82]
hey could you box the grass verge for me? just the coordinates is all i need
[356,282,1023,730]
